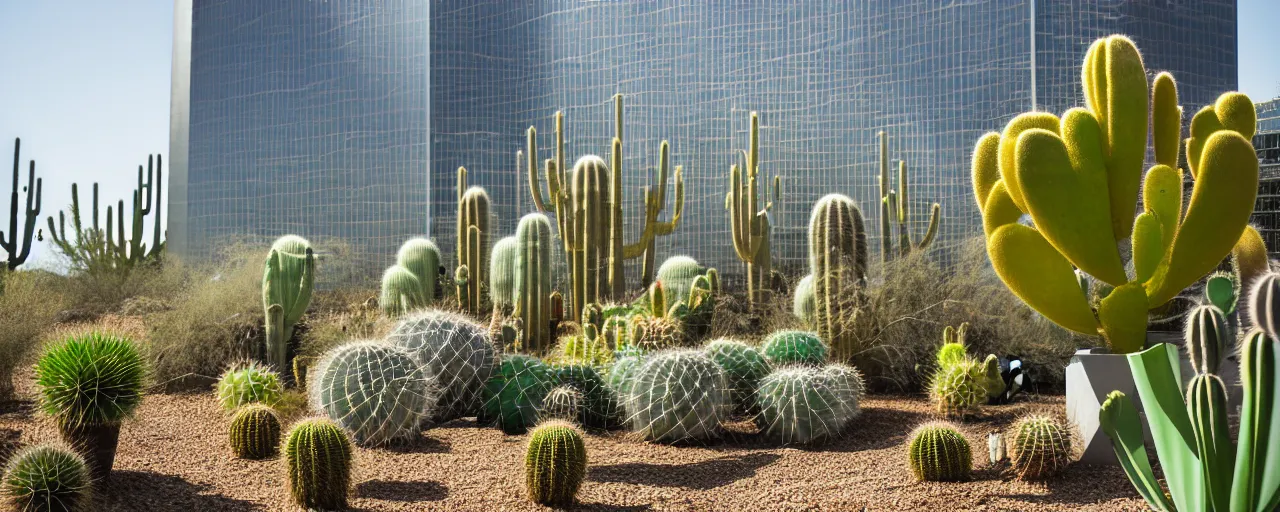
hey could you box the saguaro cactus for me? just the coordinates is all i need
[515,213,556,352]
[527,94,684,320]
[802,194,869,361]
[2,138,42,271]
[878,131,940,262]
[971,35,1259,354]
[457,167,491,316]
[727,112,781,306]
[263,235,315,374]
[47,154,165,273]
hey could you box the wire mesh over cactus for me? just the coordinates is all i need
[215,361,284,411]
[1,444,90,512]
[878,131,940,261]
[525,420,588,506]
[704,339,772,415]
[540,386,583,424]
[804,194,869,362]
[908,422,972,482]
[396,237,442,303]
[625,349,730,443]
[380,264,427,318]
[930,357,990,417]
[387,309,496,422]
[456,167,491,316]
[284,418,352,511]
[310,340,437,446]
[228,404,282,459]
[552,364,620,429]
[822,363,867,420]
[555,330,613,370]
[754,366,859,445]
[607,354,644,407]
[514,213,556,352]
[262,235,314,374]
[761,330,828,367]
[481,354,556,435]
[1008,414,1072,480]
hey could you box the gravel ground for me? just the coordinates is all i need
[0,378,1148,511]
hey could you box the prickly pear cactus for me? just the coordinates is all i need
[552,364,620,429]
[761,330,828,367]
[480,354,555,435]
[754,366,859,445]
[703,339,772,415]
[387,309,496,422]
[625,349,730,443]
[310,340,437,446]
[228,404,282,459]
[524,420,587,506]
[1008,414,1071,480]
[930,357,990,418]
[284,418,352,511]
[908,422,972,482]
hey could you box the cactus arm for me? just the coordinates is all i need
[1127,342,1204,511]
[918,203,940,249]
[1232,329,1280,512]
[1099,391,1177,512]
[987,224,1099,334]
[2,141,43,269]
[610,137,625,297]
[526,127,549,212]
[729,165,751,262]
[878,132,891,262]
[150,155,163,258]
[290,248,316,327]
[1152,72,1180,168]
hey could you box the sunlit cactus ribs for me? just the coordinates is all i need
[46,153,165,274]
[489,235,518,312]
[283,418,352,511]
[1,444,91,512]
[727,111,782,306]
[228,404,282,460]
[878,131,940,262]
[1008,414,1071,480]
[797,193,869,361]
[907,422,972,482]
[386,308,496,422]
[704,338,772,416]
[526,94,684,320]
[930,356,990,418]
[2,138,42,271]
[754,365,860,446]
[481,354,556,435]
[310,340,438,446]
[216,360,284,411]
[262,234,315,375]
[456,166,491,316]
[971,34,1259,354]
[379,264,427,318]
[514,213,557,352]
[396,237,442,302]
[761,330,829,367]
[524,420,588,506]
[624,349,730,443]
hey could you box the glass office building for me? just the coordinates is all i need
[1260,97,1280,134]
[170,0,1239,284]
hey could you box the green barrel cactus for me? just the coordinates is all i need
[703,338,772,415]
[656,255,702,308]
[1,445,91,512]
[556,329,614,370]
[755,366,859,445]
[822,363,867,420]
[629,314,682,351]
[396,237,441,303]
[761,330,828,367]
[793,274,815,325]
[215,360,284,411]
[515,213,556,352]
[1009,414,1072,480]
[387,309,496,422]
[908,422,972,481]
[606,354,644,407]
[525,420,587,506]
[937,323,969,368]
[456,167,491,316]
[807,194,869,361]
[228,404,282,459]
[262,234,315,374]
[489,236,518,311]
[379,264,427,318]
[552,364,620,429]
[929,357,989,417]
[481,354,555,435]
[540,386,583,424]
[284,418,352,511]
[625,349,730,443]
[310,340,437,446]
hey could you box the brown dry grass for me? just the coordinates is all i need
[0,270,67,398]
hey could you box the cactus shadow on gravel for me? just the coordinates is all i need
[589,452,781,490]
[99,470,263,511]
[818,404,932,453]
[382,431,452,454]
[355,479,448,502]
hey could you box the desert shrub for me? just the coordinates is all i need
[0,270,68,399]
[58,257,187,317]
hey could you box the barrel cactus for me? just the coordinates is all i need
[656,255,703,308]
[1008,414,1072,480]
[215,361,283,411]
[761,330,828,367]
[821,363,867,420]
[540,386,583,424]
[396,238,442,302]
[481,354,556,435]
[556,329,613,370]
[908,422,972,482]
[930,357,990,417]
[228,404,282,459]
[625,349,730,443]
[2,445,91,512]
[525,420,587,506]
[380,264,427,318]
[704,339,772,415]
[629,315,682,351]
[310,340,437,446]
[552,364,620,429]
[607,354,644,405]
[755,366,859,445]
[284,418,352,511]
[937,323,969,367]
[387,309,496,422]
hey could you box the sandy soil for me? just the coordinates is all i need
[0,376,1148,512]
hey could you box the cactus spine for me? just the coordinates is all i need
[490,236,517,311]
[625,349,730,443]
[908,422,972,482]
[804,194,869,361]
[878,131,940,261]
[728,112,781,306]
[515,213,556,352]
[2,138,42,271]
[761,330,828,367]
[525,420,588,506]
[262,235,315,375]
[396,238,442,303]
[456,167,490,316]
[229,404,282,459]
[704,339,772,415]
[1,445,91,512]
[284,418,352,511]
[754,366,860,445]
[1185,304,1228,375]
[386,309,496,421]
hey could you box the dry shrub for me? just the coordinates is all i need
[60,260,188,316]
[0,270,68,398]
[297,298,392,358]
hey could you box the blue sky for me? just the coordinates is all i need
[1,1,1278,269]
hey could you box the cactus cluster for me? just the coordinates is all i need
[283,418,352,511]
[726,112,782,307]
[229,404,282,459]
[215,361,284,411]
[310,340,438,446]
[754,365,861,445]
[481,354,556,435]
[46,153,165,273]
[1008,414,1071,480]
[262,235,315,374]
[624,349,730,443]
[794,194,869,361]
[524,420,588,506]
[878,131,940,261]
[761,330,828,367]
[1,445,91,512]
[387,309,496,422]
[652,256,718,341]
[456,167,491,316]
[381,238,442,317]
[907,422,972,482]
[937,323,969,367]
[552,364,620,429]
[930,357,990,418]
[704,339,772,415]
[2,138,43,271]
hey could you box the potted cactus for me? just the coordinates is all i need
[969,34,1259,463]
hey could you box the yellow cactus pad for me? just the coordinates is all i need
[1141,164,1182,258]
[971,132,1002,209]
[982,181,1021,238]
[998,112,1060,211]
[987,224,1099,334]
[1015,128,1126,286]
[1233,225,1269,293]
[1131,212,1163,283]
[1187,105,1219,180]
[1097,283,1149,354]
[1151,72,1180,168]
[1146,131,1259,306]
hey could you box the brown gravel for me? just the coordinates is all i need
[0,376,1148,512]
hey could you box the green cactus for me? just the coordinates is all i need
[2,138,43,271]
[727,111,781,307]
[386,309,496,422]
[481,354,556,435]
[553,364,621,429]
[540,386,583,424]
[456,167,490,316]
[454,264,471,311]
[629,314,682,351]
[624,349,730,443]
[46,154,165,274]
[807,194,869,361]
[527,95,684,320]
[514,213,556,352]
[908,422,972,482]
[228,404,282,459]
[656,255,701,307]
[1008,414,1071,480]
[489,236,518,311]
[929,357,989,417]
[937,323,969,368]
[761,330,828,367]
[283,418,352,511]
[1185,304,1228,375]
[310,340,436,446]
[793,274,815,325]
[216,361,284,411]
[396,237,442,303]
[1,445,91,512]
[556,330,613,370]
[703,339,772,415]
[822,363,867,421]
[1249,272,1280,339]
[878,131,940,262]
[524,420,588,506]
[981,354,1005,402]
[754,366,859,445]
[606,355,644,419]
[1204,271,1239,316]
[379,264,427,318]
[262,235,314,374]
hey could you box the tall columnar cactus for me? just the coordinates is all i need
[380,264,427,318]
[727,112,781,306]
[525,420,588,506]
[481,354,556,435]
[397,238,442,302]
[2,138,42,271]
[754,366,860,446]
[46,154,165,274]
[761,330,828,367]
[310,340,437,446]
[228,404,282,459]
[907,422,972,482]
[1008,414,1072,480]
[514,213,556,352]
[386,309,496,422]
[489,236,518,311]
[283,418,352,511]
[971,35,1259,354]
[793,274,815,325]
[625,349,730,443]
[1185,305,1228,374]
[527,94,684,320]
[704,339,772,415]
[878,131,940,262]
[262,235,315,374]
[456,167,491,316]
[802,194,869,361]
